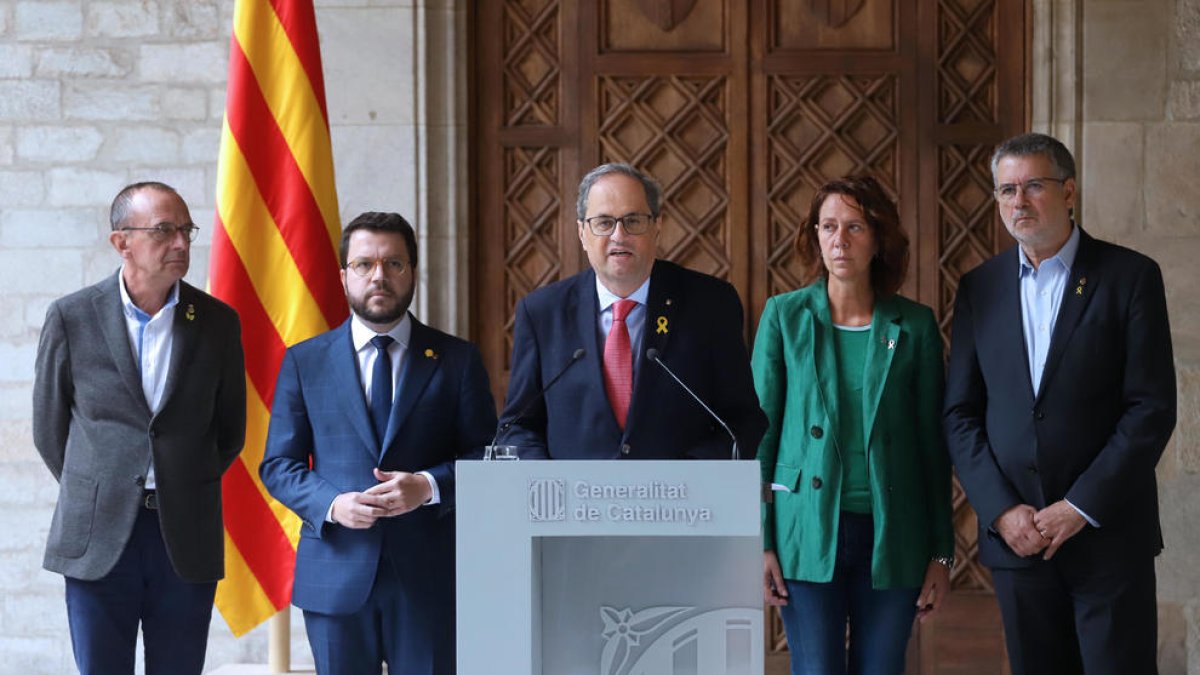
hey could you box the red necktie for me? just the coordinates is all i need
[604,299,637,430]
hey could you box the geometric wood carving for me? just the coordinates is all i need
[938,0,997,124]
[938,142,1000,592]
[502,146,562,368]
[597,75,733,279]
[765,74,899,297]
[504,0,560,126]
[630,0,700,32]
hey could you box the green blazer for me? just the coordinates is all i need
[752,280,954,589]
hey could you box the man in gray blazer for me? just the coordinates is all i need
[33,181,246,674]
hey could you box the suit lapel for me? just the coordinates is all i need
[626,262,675,434]
[571,269,612,422]
[862,295,901,446]
[329,321,378,454]
[986,249,1036,402]
[93,273,150,415]
[1036,231,1097,403]
[808,281,842,458]
[383,317,438,452]
[160,283,196,409]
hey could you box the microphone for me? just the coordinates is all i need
[646,348,740,460]
[490,348,585,447]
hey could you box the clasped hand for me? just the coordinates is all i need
[331,468,432,529]
[995,501,1086,560]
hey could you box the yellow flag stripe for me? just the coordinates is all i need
[242,377,303,548]
[216,531,283,637]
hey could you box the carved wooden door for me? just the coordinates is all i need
[471,1,1028,672]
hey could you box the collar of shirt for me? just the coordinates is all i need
[595,276,651,311]
[350,311,412,403]
[350,312,412,354]
[1017,223,1081,278]
[116,266,180,490]
[117,265,181,321]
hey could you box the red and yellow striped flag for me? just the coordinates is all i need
[209,0,347,636]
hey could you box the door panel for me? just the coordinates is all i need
[471,1,1027,671]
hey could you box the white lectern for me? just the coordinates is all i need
[457,460,763,675]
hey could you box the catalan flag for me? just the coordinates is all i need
[209,0,347,636]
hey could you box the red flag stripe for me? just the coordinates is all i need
[210,216,289,407]
[225,36,344,327]
[221,457,295,608]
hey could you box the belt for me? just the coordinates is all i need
[142,489,158,510]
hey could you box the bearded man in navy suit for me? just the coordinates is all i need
[260,212,496,675]
[501,163,766,460]
[944,133,1176,675]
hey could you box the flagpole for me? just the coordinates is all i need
[268,610,290,672]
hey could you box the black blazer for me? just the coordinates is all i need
[944,229,1176,568]
[501,260,766,460]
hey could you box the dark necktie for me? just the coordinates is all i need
[370,335,394,444]
[603,299,636,430]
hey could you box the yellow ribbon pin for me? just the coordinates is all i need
[185,304,195,321]
[424,348,437,359]
[655,316,668,334]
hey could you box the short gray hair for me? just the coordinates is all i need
[110,181,181,230]
[990,133,1076,185]
[575,163,662,221]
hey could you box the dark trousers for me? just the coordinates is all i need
[778,512,920,675]
[64,506,216,675]
[991,554,1158,675]
[303,556,455,675]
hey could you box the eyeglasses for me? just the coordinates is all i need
[582,213,656,236]
[346,257,410,277]
[121,223,200,242]
[994,177,1067,203]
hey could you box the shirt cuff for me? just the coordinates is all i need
[324,497,336,524]
[1065,499,1100,527]
[419,471,440,506]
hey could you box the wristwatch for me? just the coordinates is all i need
[932,555,955,570]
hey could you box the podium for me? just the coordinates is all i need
[456,460,763,675]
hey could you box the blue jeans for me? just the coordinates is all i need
[778,512,919,675]
[65,507,216,675]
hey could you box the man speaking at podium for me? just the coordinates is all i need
[500,163,766,460]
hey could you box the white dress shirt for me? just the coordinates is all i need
[325,313,438,523]
[118,268,180,490]
[1016,226,1097,526]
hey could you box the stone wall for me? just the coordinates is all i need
[0,0,465,672]
[1078,2,1200,673]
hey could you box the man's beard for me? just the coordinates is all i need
[349,283,414,325]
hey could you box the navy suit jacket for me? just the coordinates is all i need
[944,229,1176,569]
[260,315,496,617]
[502,260,766,460]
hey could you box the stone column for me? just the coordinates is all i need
[320,1,470,337]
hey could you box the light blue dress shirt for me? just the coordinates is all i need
[1016,225,1097,526]
[1018,225,1080,397]
[118,268,179,490]
[596,276,651,384]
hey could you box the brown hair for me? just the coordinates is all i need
[794,175,909,298]
[339,211,418,268]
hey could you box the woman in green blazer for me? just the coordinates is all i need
[753,176,955,674]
